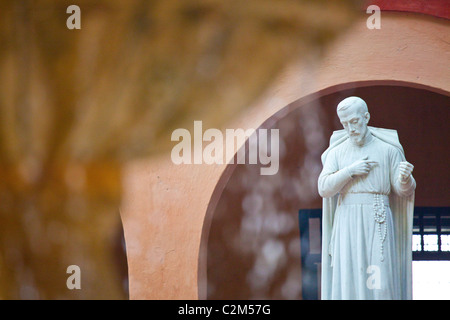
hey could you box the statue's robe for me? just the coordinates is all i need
[318,127,415,300]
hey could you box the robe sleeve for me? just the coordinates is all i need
[318,148,353,198]
[390,147,416,197]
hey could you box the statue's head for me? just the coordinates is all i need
[337,96,370,146]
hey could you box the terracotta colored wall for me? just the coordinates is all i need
[120,12,449,299]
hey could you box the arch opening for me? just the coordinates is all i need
[198,81,450,300]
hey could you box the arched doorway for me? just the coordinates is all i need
[199,82,450,299]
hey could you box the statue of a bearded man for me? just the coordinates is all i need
[318,96,416,300]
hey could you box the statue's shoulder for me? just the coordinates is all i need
[371,137,399,159]
[373,136,394,148]
[320,135,348,164]
[369,126,405,155]
[324,139,348,160]
[332,139,349,152]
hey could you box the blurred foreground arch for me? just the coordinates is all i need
[0,0,359,299]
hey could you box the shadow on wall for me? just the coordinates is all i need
[206,85,450,300]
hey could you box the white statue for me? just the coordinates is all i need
[318,96,416,300]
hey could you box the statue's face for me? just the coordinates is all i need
[337,105,370,146]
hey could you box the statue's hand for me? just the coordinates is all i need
[347,156,378,177]
[398,161,414,183]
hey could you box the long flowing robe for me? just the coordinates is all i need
[318,127,415,300]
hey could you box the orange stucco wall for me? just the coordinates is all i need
[120,12,449,299]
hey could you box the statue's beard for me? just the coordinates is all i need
[349,133,360,141]
[349,130,366,146]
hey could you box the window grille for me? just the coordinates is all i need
[413,207,450,260]
[298,206,450,299]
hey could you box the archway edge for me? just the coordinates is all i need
[197,79,450,299]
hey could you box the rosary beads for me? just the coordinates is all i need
[373,194,387,262]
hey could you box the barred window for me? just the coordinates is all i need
[413,207,450,260]
[299,206,450,300]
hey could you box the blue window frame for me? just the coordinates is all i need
[298,206,450,300]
